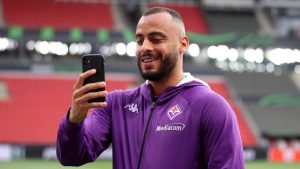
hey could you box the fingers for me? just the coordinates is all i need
[70,70,107,124]
[88,101,107,109]
[69,92,107,124]
[74,69,96,90]
[74,90,108,105]
[72,69,107,104]
[74,82,106,98]
[74,101,107,111]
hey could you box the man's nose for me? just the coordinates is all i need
[140,39,153,52]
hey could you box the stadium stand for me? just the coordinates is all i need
[0,72,136,144]
[204,10,259,34]
[225,72,300,138]
[225,72,299,97]
[148,3,209,34]
[2,0,114,30]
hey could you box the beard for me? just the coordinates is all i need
[137,50,178,81]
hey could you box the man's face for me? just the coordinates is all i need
[135,12,182,81]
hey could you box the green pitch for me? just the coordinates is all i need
[0,159,299,169]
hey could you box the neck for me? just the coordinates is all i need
[149,69,183,96]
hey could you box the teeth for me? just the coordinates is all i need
[143,58,155,63]
[142,57,158,63]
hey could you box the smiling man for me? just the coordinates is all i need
[56,7,245,169]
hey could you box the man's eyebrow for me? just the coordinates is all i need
[148,31,167,38]
[135,31,167,39]
[135,33,143,39]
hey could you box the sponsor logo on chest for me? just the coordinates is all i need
[156,123,185,132]
[155,105,186,132]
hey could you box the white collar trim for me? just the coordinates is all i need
[176,72,210,88]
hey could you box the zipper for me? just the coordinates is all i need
[136,100,157,169]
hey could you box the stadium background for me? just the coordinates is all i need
[0,0,300,168]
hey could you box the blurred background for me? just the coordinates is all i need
[0,0,300,168]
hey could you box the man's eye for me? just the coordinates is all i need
[136,39,143,45]
[151,38,162,43]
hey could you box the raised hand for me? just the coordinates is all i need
[69,69,107,124]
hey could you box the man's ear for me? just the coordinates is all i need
[179,36,189,54]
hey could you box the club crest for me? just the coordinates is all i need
[167,105,182,120]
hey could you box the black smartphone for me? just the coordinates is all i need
[82,54,105,103]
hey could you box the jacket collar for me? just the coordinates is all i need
[141,73,210,104]
[145,72,210,88]
[176,73,210,88]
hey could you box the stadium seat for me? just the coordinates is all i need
[0,73,136,144]
[2,0,114,30]
[148,3,209,34]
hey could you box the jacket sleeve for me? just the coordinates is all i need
[200,93,245,169]
[56,95,113,166]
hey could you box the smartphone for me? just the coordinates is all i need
[82,54,105,103]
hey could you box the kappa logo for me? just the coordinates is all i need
[167,105,182,120]
[124,103,139,114]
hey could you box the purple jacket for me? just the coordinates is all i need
[56,74,245,169]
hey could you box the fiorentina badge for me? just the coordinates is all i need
[167,105,182,120]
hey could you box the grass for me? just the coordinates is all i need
[0,159,299,169]
[0,159,111,169]
[246,160,300,169]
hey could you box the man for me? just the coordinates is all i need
[57,7,245,169]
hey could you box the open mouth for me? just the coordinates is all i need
[141,57,158,63]
[140,54,160,63]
